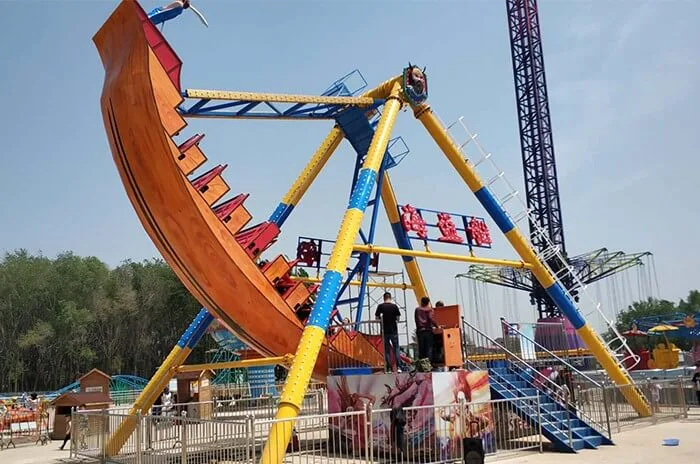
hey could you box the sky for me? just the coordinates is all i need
[0,0,698,338]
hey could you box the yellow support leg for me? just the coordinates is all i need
[413,102,651,417]
[106,308,214,455]
[106,346,192,455]
[260,82,405,464]
[270,126,344,226]
[379,171,430,304]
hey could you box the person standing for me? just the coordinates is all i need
[60,416,71,450]
[376,292,403,372]
[692,363,700,406]
[415,296,440,364]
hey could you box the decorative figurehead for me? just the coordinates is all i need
[148,1,208,27]
[402,63,428,106]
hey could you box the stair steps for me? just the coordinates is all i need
[487,359,612,453]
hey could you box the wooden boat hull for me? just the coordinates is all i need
[93,0,382,380]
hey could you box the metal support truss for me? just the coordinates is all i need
[500,0,654,318]
[506,0,566,317]
[178,73,383,120]
[179,91,383,120]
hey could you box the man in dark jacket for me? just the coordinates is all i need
[415,296,440,362]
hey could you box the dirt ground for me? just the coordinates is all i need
[1,418,698,464]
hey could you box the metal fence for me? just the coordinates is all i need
[576,377,691,433]
[71,378,695,464]
[0,407,52,450]
[72,393,545,464]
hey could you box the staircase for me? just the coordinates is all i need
[461,319,613,453]
[487,359,612,452]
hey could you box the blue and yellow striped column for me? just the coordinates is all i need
[269,126,344,227]
[260,82,405,464]
[106,308,215,455]
[413,103,651,417]
[379,171,429,303]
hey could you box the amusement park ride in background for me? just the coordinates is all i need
[456,0,654,329]
[92,0,657,461]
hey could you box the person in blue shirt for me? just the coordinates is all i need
[148,1,208,27]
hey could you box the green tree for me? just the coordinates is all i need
[0,250,211,392]
[607,291,699,352]
[677,290,700,315]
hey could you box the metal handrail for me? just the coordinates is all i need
[461,318,610,438]
[461,318,566,399]
[462,357,559,433]
[499,318,601,387]
[497,320,612,434]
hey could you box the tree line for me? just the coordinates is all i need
[0,250,213,393]
[606,290,700,352]
[1,249,697,392]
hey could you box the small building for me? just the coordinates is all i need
[79,368,111,394]
[49,368,112,439]
[49,391,111,439]
[173,369,215,419]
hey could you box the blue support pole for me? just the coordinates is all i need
[353,156,389,327]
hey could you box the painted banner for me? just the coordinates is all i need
[327,370,494,457]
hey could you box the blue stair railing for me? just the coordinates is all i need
[461,318,613,453]
[498,319,614,439]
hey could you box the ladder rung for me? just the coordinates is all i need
[499,191,518,205]
[538,247,558,260]
[472,152,492,168]
[512,210,529,223]
[531,229,548,242]
[486,172,504,186]
[554,269,569,279]
[459,134,478,150]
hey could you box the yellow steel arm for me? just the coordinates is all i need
[177,355,294,373]
[379,170,429,303]
[353,244,532,269]
[291,275,412,290]
[185,89,377,106]
[259,82,405,464]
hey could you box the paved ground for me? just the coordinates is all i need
[0,444,85,464]
[497,419,699,464]
[1,418,698,463]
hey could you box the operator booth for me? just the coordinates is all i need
[430,304,464,368]
[173,369,214,419]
